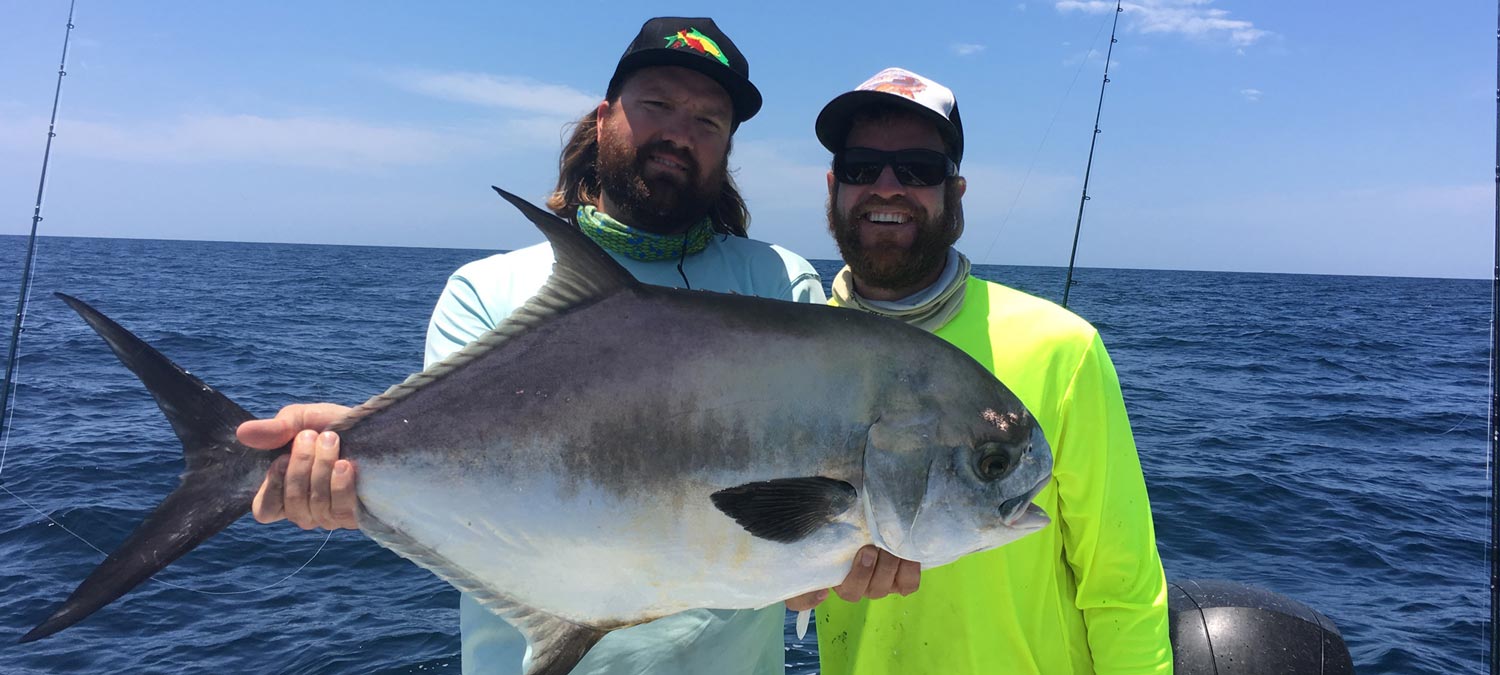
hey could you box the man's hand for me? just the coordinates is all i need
[238,403,359,531]
[785,545,922,611]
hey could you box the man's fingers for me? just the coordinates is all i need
[236,403,351,450]
[329,459,360,530]
[273,402,351,433]
[237,405,310,450]
[833,546,879,602]
[308,431,339,529]
[865,549,902,600]
[236,418,287,450]
[250,433,356,530]
[239,403,358,530]
[282,429,318,529]
[895,558,922,596]
[827,547,923,603]
[252,455,290,524]
[785,589,830,612]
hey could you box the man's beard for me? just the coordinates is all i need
[596,131,725,234]
[828,185,962,293]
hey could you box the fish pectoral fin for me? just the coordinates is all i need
[710,477,858,543]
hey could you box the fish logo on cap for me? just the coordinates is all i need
[665,28,731,67]
[861,69,927,100]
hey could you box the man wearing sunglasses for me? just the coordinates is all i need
[791,68,1172,674]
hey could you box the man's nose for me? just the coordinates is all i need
[657,111,697,149]
[870,164,906,197]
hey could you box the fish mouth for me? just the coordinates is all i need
[999,476,1050,528]
[1002,502,1049,530]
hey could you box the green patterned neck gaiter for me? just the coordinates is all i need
[575,205,714,262]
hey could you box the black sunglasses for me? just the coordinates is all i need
[833,147,958,187]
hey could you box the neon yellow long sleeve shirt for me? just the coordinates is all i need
[820,277,1171,674]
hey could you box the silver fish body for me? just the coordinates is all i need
[27,188,1052,675]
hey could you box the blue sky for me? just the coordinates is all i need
[0,1,1491,278]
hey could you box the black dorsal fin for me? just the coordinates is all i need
[492,186,639,300]
[336,188,642,430]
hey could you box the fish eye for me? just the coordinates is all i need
[976,443,1013,481]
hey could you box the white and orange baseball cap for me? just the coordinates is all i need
[815,67,964,164]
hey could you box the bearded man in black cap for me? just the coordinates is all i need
[237,17,823,675]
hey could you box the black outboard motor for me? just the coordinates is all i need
[1169,579,1355,674]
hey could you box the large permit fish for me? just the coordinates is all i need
[23,188,1053,675]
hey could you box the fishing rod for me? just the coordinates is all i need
[0,4,338,595]
[1061,0,1123,308]
[1,0,78,456]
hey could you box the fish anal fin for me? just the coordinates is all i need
[711,477,858,543]
[358,512,617,675]
[518,612,609,675]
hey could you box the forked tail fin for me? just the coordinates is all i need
[20,293,279,642]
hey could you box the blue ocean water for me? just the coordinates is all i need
[0,235,1486,674]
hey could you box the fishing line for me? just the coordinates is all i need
[1,481,333,596]
[0,1,332,600]
[0,0,76,473]
[153,531,334,596]
[0,348,335,598]
[0,304,32,482]
[1484,326,1495,675]
[980,9,1116,266]
[1062,0,1124,308]
[1488,1,1499,669]
[1438,411,1473,436]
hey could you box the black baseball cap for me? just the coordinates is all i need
[816,67,964,164]
[607,17,763,126]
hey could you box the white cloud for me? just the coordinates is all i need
[1239,88,1262,102]
[1056,0,1268,47]
[951,43,987,57]
[0,113,571,170]
[1063,48,1117,69]
[386,69,599,117]
[731,139,834,250]
[84,115,463,169]
[1100,182,1492,277]
[957,163,1087,266]
[1344,183,1492,217]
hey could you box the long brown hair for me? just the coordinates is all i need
[546,105,750,237]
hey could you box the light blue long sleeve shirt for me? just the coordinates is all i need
[422,233,825,675]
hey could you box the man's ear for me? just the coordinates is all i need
[953,176,967,199]
[595,101,610,144]
[827,170,836,194]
